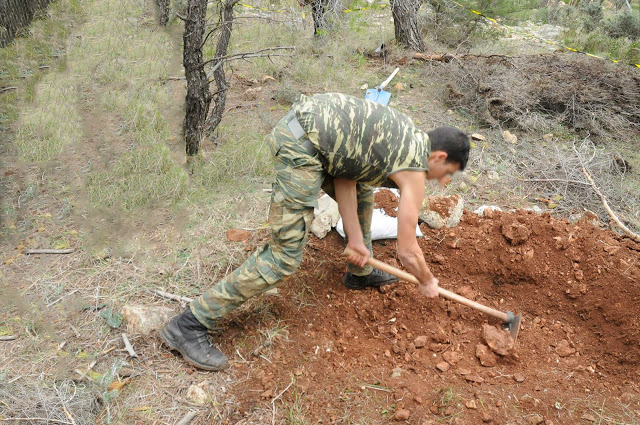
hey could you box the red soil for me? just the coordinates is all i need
[221,205,640,424]
[375,189,399,218]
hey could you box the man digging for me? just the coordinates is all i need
[162,93,471,370]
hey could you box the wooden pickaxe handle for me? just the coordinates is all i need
[344,248,509,322]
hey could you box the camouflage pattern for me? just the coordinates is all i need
[191,94,429,327]
[294,93,431,187]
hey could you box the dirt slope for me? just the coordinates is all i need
[222,202,640,424]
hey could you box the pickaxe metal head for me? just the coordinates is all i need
[503,311,522,344]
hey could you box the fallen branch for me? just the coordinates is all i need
[176,411,198,425]
[582,168,640,243]
[150,289,194,303]
[524,178,591,187]
[0,335,17,341]
[203,46,295,77]
[62,405,77,425]
[0,86,18,94]
[25,249,75,255]
[121,333,138,358]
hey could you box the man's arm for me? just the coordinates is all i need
[389,170,439,297]
[334,178,369,268]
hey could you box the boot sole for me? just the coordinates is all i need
[160,327,229,372]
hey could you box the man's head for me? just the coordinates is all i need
[426,126,470,185]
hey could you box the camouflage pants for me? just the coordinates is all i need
[191,111,374,328]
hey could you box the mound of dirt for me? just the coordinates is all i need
[441,53,640,138]
[375,188,398,217]
[221,200,640,423]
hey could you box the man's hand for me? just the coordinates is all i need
[345,240,370,268]
[418,276,439,298]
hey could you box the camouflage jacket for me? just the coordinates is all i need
[293,93,430,187]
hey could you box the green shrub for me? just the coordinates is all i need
[605,12,640,39]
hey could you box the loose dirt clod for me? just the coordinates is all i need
[476,343,498,367]
[226,228,251,242]
[501,220,531,245]
[482,324,515,356]
[393,409,410,421]
[556,339,576,357]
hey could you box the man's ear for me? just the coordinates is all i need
[429,150,448,163]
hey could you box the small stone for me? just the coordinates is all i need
[482,411,493,422]
[260,389,273,399]
[471,133,486,141]
[457,368,471,375]
[394,82,405,91]
[443,351,463,366]
[414,335,428,348]
[495,400,502,407]
[121,304,174,335]
[503,130,517,144]
[433,254,446,265]
[556,339,576,357]
[384,349,391,358]
[526,414,544,424]
[575,270,584,281]
[474,205,502,217]
[476,344,498,367]
[513,373,525,383]
[262,75,276,83]
[414,396,423,404]
[419,195,464,229]
[465,374,484,384]
[465,399,478,409]
[436,362,450,372]
[187,382,209,405]
[487,170,499,180]
[542,133,553,142]
[226,228,251,242]
[391,367,403,378]
[393,409,410,421]
[482,324,514,356]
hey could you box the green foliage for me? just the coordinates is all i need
[605,11,640,39]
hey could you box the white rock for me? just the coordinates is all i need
[474,205,503,217]
[471,133,486,141]
[314,194,340,227]
[187,382,209,406]
[487,170,499,180]
[310,213,332,239]
[418,195,464,229]
[524,206,544,214]
[121,305,174,335]
[502,130,517,144]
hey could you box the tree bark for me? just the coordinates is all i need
[0,0,52,47]
[205,0,239,137]
[155,0,171,26]
[390,0,425,52]
[183,0,211,156]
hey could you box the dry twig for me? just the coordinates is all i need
[0,335,17,341]
[25,249,75,254]
[582,168,640,242]
[150,289,194,303]
[176,410,198,425]
[121,333,138,358]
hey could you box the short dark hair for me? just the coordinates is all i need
[427,126,470,171]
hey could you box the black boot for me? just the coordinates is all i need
[161,309,229,371]
[342,269,398,290]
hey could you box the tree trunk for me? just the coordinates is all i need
[183,0,211,156]
[390,0,425,52]
[154,0,171,26]
[0,0,52,47]
[311,0,328,36]
[205,0,239,137]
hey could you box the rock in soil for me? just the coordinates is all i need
[443,350,463,366]
[501,220,531,245]
[414,335,428,348]
[419,195,464,229]
[556,339,576,357]
[526,413,544,424]
[476,343,498,367]
[513,373,526,383]
[482,324,514,356]
[187,382,209,405]
[436,362,450,372]
[121,304,174,335]
[393,409,410,421]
